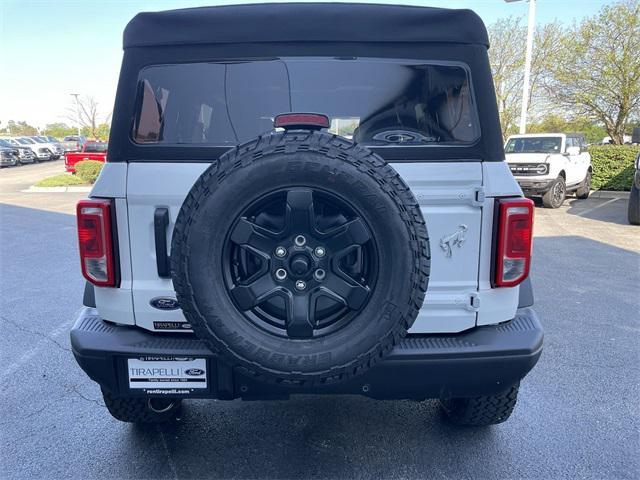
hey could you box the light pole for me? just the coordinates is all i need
[505,0,537,134]
[70,93,81,136]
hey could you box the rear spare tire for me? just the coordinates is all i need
[171,131,430,386]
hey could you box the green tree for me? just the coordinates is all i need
[527,113,608,144]
[43,123,76,139]
[546,0,640,144]
[488,16,525,138]
[95,123,110,141]
[488,17,563,139]
[0,120,38,136]
[67,95,112,139]
[80,123,110,141]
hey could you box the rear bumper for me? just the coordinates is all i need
[70,307,543,401]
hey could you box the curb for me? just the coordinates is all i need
[23,186,92,193]
[589,190,630,199]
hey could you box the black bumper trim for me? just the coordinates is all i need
[70,307,543,400]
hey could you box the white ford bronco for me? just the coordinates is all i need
[505,133,593,208]
[71,3,543,426]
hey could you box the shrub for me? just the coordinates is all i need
[588,145,639,191]
[75,160,104,184]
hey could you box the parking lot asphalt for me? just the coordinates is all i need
[1,173,639,479]
[0,160,84,214]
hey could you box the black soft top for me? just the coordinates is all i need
[123,3,489,49]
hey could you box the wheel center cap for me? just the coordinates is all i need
[290,254,311,275]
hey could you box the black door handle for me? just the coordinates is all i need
[154,207,171,278]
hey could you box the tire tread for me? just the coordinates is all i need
[440,384,519,426]
[171,131,430,387]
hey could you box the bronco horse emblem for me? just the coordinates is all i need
[440,225,468,258]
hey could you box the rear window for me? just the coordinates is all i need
[84,143,108,152]
[505,137,562,154]
[132,57,479,147]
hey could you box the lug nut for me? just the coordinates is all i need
[275,246,287,258]
[314,246,326,257]
[313,269,326,281]
[294,235,306,246]
[295,280,306,290]
[275,268,287,281]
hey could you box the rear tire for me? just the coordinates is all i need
[575,171,592,199]
[628,183,640,225]
[102,389,182,424]
[440,384,519,426]
[542,177,566,208]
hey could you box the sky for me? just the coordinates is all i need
[0,0,609,129]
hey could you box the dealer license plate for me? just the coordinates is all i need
[127,357,207,391]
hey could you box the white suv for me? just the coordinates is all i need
[6,137,52,161]
[28,136,64,159]
[69,4,543,427]
[505,133,592,208]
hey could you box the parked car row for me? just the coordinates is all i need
[0,138,36,166]
[0,135,66,166]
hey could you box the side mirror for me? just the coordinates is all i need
[565,146,580,156]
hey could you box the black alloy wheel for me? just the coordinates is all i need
[223,187,378,339]
[542,176,566,208]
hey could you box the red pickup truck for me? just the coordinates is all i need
[64,141,108,173]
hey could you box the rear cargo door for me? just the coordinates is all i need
[126,160,483,334]
[393,162,483,333]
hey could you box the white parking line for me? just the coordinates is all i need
[576,197,621,216]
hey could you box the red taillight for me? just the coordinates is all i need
[493,198,534,288]
[77,199,115,287]
[274,113,330,129]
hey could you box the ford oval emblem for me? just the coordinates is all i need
[185,368,205,376]
[149,297,180,310]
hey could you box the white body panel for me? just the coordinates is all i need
[127,162,209,330]
[90,166,135,323]
[478,162,524,325]
[392,163,483,333]
[93,159,524,334]
[94,198,135,324]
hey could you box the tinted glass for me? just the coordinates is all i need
[84,143,108,152]
[133,58,479,147]
[505,137,562,154]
